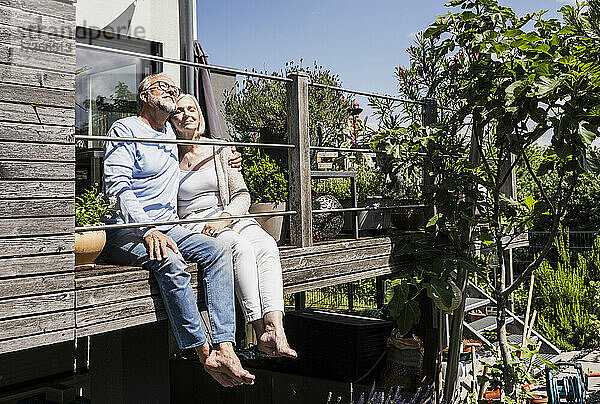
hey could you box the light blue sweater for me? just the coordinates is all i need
[103,116,179,236]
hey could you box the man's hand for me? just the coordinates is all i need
[228,146,242,170]
[144,230,179,261]
[201,213,232,237]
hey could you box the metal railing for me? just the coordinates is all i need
[75,42,432,246]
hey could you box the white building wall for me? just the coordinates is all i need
[76,0,183,85]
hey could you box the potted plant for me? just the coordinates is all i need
[242,150,288,242]
[75,184,113,269]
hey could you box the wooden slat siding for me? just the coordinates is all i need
[0,102,74,126]
[279,236,392,259]
[0,199,74,218]
[75,263,198,289]
[0,24,75,56]
[0,253,73,278]
[76,295,166,328]
[0,122,74,144]
[284,266,402,294]
[0,43,76,73]
[0,0,76,21]
[0,272,73,299]
[0,83,75,108]
[0,65,74,90]
[77,311,168,338]
[0,162,75,179]
[0,329,74,354]
[76,277,199,308]
[0,181,74,199]
[0,142,75,162]
[280,243,392,272]
[0,4,75,38]
[0,217,73,237]
[0,311,73,341]
[0,235,74,258]
[0,291,74,319]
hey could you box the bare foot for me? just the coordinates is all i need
[203,342,255,387]
[257,327,297,358]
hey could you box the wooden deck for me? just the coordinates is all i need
[69,236,401,341]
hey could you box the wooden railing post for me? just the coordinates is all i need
[287,72,312,310]
[286,72,313,248]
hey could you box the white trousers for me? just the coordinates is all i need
[183,210,285,323]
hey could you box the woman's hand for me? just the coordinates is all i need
[228,146,243,170]
[201,213,233,237]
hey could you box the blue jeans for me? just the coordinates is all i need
[101,225,236,349]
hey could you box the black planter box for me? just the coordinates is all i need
[284,309,395,382]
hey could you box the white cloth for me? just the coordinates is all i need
[183,213,285,323]
[178,165,222,217]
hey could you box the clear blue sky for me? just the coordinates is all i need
[196,0,571,103]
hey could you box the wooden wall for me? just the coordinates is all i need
[0,0,76,354]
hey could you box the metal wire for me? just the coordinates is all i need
[75,210,298,233]
[310,146,387,154]
[76,42,292,83]
[308,82,425,105]
[75,135,295,149]
[312,205,425,214]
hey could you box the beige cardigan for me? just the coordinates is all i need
[213,145,252,217]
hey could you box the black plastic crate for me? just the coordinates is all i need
[284,309,395,382]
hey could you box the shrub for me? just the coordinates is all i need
[241,150,288,203]
[312,178,352,200]
[514,231,600,350]
[75,184,114,227]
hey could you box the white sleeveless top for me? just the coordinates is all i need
[178,163,223,218]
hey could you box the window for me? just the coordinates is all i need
[75,28,162,192]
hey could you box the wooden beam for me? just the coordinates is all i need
[0,328,74,354]
[0,199,74,218]
[0,122,74,144]
[0,142,74,162]
[0,291,74,319]
[0,181,74,199]
[0,234,74,257]
[0,217,74,237]
[0,0,76,21]
[0,311,74,341]
[0,273,73,299]
[0,253,74,277]
[0,161,75,180]
[286,72,312,248]
[0,4,75,38]
[0,65,74,90]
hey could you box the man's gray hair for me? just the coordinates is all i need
[137,73,165,104]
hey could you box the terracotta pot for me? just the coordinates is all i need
[527,394,548,404]
[75,229,106,270]
[249,202,286,242]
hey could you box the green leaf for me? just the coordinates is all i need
[395,300,421,335]
[505,80,527,105]
[426,278,453,308]
[579,121,597,145]
[426,213,443,228]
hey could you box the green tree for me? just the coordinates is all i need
[374,0,600,399]
[224,60,355,147]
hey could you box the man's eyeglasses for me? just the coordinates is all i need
[145,81,181,97]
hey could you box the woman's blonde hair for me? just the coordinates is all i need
[175,93,206,136]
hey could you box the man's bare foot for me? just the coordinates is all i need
[257,326,297,358]
[202,342,255,387]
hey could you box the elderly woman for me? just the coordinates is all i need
[170,93,296,358]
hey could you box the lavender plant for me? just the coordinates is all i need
[326,384,435,404]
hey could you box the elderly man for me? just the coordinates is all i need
[101,73,254,387]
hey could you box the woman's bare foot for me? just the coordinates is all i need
[256,311,297,358]
[196,342,255,387]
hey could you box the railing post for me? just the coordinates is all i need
[287,72,312,310]
[286,72,313,248]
